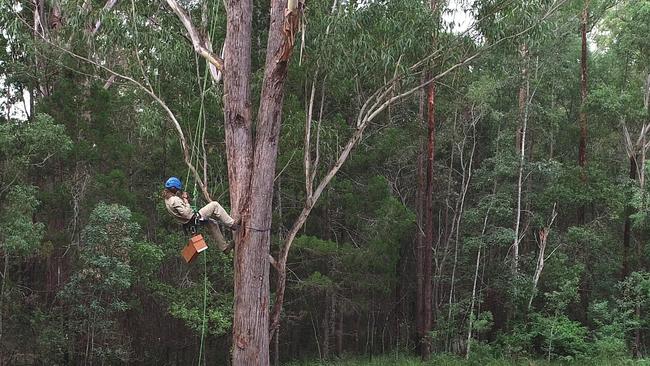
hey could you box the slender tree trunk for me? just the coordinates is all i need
[622,156,636,279]
[420,80,436,360]
[634,132,647,358]
[578,0,589,222]
[466,178,496,359]
[513,43,529,274]
[465,247,481,359]
[418,1,438,357]
[322,292,331,359]
[336,310,343,356]
[448,116,477,353]
[578,0,589,169]
[0,254,8,352]
[415,88,426,353]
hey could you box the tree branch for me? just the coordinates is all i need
[164,0,224,72]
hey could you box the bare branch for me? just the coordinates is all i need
[304,79,317,197]
[164,0,224,72]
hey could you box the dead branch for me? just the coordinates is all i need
[164,0,224,72]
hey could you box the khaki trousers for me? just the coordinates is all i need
[198,201,235,227]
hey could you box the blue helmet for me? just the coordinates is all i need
[165,177,182,190]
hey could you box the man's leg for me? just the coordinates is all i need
[199,201,235,227]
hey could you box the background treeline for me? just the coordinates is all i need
[0,0,649,364]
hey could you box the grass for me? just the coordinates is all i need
[283,354,650,366]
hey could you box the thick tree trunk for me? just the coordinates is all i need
[231,0,300,364]
[223,0,253,217]
[223,0,258,363]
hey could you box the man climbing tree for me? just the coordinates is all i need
[161,176,239,231]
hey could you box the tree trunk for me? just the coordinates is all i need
[418,1,438,357]
[465,247,480,359]
[578,0,589,223]
[513,42,529,274]
[336,309,343,356]
[223,0,256,362]
[419,80,436,360]
[229,0,299,364]
[0,254,8,351]
[322,292,331,359]
[415,88,426,353]
[622,156,636,279]
[578,0,589,169]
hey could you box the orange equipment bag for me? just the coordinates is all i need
[181,234,208,263]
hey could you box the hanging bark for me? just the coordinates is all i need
[528,204,558,310]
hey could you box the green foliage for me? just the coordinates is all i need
[0,185,45,256]
[529,314,588,361]
[0,113,72,185]
[56,203,139,364]
[166,273,233,337]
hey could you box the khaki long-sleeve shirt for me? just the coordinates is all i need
[164,195,195,224]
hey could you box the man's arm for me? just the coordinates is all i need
[171,195,194,220]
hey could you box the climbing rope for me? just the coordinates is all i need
[197,253,208,365]
[193,5,221,362]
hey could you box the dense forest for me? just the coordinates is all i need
[1,0,649,364]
